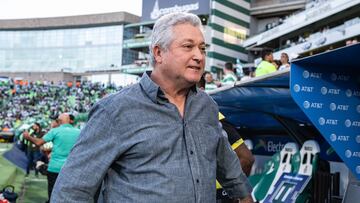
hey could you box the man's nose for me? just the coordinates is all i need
[192,47,204,63]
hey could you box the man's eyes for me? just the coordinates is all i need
[182,44,207,53]
[183,44,194,49]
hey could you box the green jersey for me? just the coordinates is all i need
[43,124,80,173]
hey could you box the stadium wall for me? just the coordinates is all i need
[0,12,139,79]
[207,0,250,72]
[0,72,74,83]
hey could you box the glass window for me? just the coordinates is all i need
[0,25,123,72]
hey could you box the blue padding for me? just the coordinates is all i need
[291,43,360,180]
[3,145,27,171]
[211,71,310,130]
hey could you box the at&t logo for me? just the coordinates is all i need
[345,150,352,158]
[321,87,327,95]
[303,71,309,78]
[329,103,349,111]
[319,117,338,125]
[330,134,336,142]
[293,84,300,92]
[303,101,310,109]
[303,101,323,109]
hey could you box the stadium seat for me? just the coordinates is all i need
[261,140,321,203]
[292,140,320,176]
[251,142,298,202]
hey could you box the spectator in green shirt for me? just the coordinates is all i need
[221,62,238,86]
[204,71,218,92]
[23,113,80,203]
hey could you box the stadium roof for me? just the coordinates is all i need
[0,12,140,30]
[243,0,360,48]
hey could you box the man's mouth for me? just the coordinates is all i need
[188,66,201,71]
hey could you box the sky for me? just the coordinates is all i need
[1,0,142,19]
[0,0,143,86]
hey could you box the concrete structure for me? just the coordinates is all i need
[2,71,74,83]
[0,12,139,30]
[249,0,307,36]
[0,12,139,83]
[207,0,250,74]
[243,0,360,62]
[121,0,251,77]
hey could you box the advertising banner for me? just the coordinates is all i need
[142,0,210,21]
[250,134,341,162]
[263,173,311,203]
[290,44,360,180]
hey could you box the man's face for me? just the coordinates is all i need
[32,124,39,131]
[157,23,206,86]
[266,53,274,62]
[204,73,213,83]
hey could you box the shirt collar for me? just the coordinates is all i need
[139,72,161,103]
[139,72,199,103]
[60,123,73,128]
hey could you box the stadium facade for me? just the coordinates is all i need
[0,0,252,82]
[121,0,251,76]
[243,0,360,63]
[248,0,307,36]
[0,12,139,83]
[1,0,358,82]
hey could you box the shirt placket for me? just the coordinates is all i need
[157,87,202,202]
[183,121,203,202]
[182,94,203,203]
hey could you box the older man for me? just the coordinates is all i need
[51,12,252,203]
[23,113,80,203]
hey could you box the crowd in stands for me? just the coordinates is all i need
[261,0,360,55]
[0,80,121,133]
[203,51,290,92]
[0,79,122,188]
[346,38,358,46]
[0,51,292,127]
[1,51,293,129]
[202,62,247,92]
[276,17,360,52]
[255,51,290,77]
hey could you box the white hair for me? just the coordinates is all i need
[149,12,204,67]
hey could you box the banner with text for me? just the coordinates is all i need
[291,44,360,180]
[142,0,210,21]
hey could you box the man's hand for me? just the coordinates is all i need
[241,195,254,203]
[22,131,45,147]
[215,81,222,87]
[233,195,254,203]
[23,131,30,140]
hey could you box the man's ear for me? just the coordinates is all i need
[153,45,163,64]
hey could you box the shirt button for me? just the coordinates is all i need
[196,179,199,183]
[190,150,194,155]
